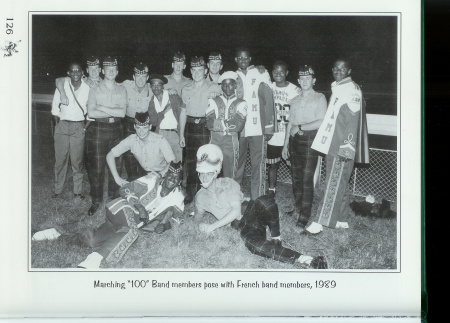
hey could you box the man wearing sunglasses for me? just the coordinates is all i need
[51,62,90,200]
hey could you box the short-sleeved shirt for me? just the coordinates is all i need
[164,74,191,97]
[87,80,127,118]
[268,82,301,146]
[195,178,244,219]
[111,132,175,174]
[181,80,221,117]
[121,80,153,118]
[289,90,327,127]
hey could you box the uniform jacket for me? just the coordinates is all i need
[236,66,276,136]
[205,94,247,134]
[311,77,369,163]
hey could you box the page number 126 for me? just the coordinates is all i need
[6,18,13,34]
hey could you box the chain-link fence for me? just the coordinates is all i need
[245,147,397,202]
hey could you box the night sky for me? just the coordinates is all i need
[32,14,398,114]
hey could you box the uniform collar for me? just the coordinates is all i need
[136,131,157,144]
[222,93,236,100]
[100,79,120,92]
[237,65,255,73]
[332,76,353,87]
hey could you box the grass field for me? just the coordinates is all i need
[31,134,397,270]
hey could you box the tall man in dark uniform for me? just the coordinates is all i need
[179,56,221,204]
[85,56,127,216]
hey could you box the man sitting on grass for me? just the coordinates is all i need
[194,144,327,268]
[32,161,185,269]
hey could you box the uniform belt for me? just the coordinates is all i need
[124,115,135,123]
[215,131,237,136]
[294,129,318,136]
[61,120,84,123]
[186,116,206,124]
[95,117,123,123]
[160,129,178,132]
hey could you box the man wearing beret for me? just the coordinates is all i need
[179,56,222,204]
[106,112,176,186]
[147,74,184,163]
[282,65,327,228]
[85,56,127,216]
[164,51,192,97]
[306,59,370,234]
[206,51,223,84]
[233,48,275,200]
[120,62,153,181]
[205,71,247,179]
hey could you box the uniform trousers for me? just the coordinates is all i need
[122,119,146,181]
[159,129,182,163]
[235,135,267,200]
[316,155,355,228]
[85,121,123,204]
[53,120,85,195]
[239,194,301,264]
[184,121,210,201]
[210,132,239,179]
[288,130,319,217]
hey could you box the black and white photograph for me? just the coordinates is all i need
[0,0,421,320]
[30,13,399,271]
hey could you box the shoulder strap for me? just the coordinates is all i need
[69,83,87,118]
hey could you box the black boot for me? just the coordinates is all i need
[88,203,100,216]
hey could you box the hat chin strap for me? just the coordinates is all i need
[200,173,218,189]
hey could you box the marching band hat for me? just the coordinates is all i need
[134,62,149,75]
[196,144,223,174]
[149,74,168,84]
[190,56,206,68]
[103,56,118,67]
[208,51,222,61]
[134,112,150,126]
[86,56,100,66]
[298,65,315,76]
[218,71,238,84]
[173,51,186,62]
[168,161,183,175]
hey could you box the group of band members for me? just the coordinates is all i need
[38,48,369,269]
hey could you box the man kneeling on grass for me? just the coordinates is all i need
[194,144,327,268]
[32,161,185,269]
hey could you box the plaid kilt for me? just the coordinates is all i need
[184,121,210,200]
[85,121,123,203]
